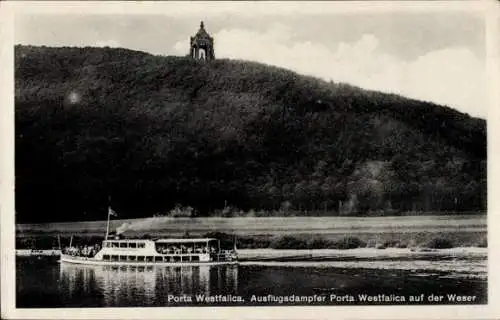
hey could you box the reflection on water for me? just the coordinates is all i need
[17,258,486,307]
[59,263,238,306]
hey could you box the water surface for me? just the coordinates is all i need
[16,255,486,307]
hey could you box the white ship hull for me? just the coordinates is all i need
[60,254,238,266]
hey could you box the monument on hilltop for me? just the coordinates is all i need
[190,21,215,61]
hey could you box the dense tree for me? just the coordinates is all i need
[15,45,486,222]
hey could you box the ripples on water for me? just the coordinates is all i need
[16,256,487,308]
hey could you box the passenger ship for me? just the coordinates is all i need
[60,208,238,266]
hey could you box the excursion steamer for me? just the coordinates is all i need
[60,207,238,266]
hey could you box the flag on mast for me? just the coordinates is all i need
[108,207,117,217]
[105,206,117,240]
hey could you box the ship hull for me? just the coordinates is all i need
[60,254,238,266]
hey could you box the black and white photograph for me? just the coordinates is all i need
[1,1,499,319]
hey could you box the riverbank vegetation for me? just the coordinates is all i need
[16,231,487,251]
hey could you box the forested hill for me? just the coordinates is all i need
[15,45,486,223]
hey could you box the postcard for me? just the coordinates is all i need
[1,1,499,319]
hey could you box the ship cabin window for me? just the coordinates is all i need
[191,256,200,261]
[119,255,127,261]
[146,256,153,262]
[128,243,137,248]
[138,243,146,248]
[104,242,110,248]
[155,256,163,262]
[137,256,145,261]
[164,256,171,262]
[111,242,118,248]
[111,255,118,261]
[128,256,136,261]
[173,256,181,262]
[103,255,110,261]
[119,242,126,248]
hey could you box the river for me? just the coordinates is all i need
[16,248,486,307]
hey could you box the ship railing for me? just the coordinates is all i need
[63,246,98,258]
[214,250,238,261]
[155,246,212,255]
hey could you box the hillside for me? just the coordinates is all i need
[14,45,486,222]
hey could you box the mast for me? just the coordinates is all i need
[57,234,61,249]
[105,196,114,240]
[233,234,238,253]
[104,209,111,240]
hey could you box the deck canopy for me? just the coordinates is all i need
[103,239,147,243]
[155,238,217,243]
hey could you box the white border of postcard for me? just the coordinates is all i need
[1,1,500,319]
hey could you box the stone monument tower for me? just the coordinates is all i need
[190,21,215,61]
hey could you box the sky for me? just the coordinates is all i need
[15,4,489,119]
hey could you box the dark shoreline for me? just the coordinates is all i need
[15,230,487,251]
